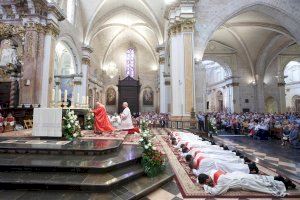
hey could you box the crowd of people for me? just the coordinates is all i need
[169,130,296,196]
[198,112,300,148]
[132,112,169,128]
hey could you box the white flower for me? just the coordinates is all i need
[70,120,74,124]
[88,125,91,129]
[87,117,91,120]
[139,138,143,142]
[144,145,149,149]
[74,115,77,120]
[73,133,78,138]
[152,147,157,151]
[67,124,71,128]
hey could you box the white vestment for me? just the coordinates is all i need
[120,107,134,130]
[203,171,286,197]
[192,158,249,176]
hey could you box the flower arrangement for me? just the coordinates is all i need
[63,110,81,140]
[85,112,94,130]
[139,120,166,177]
[208,117,217,134]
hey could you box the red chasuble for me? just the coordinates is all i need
[92,104,115,133]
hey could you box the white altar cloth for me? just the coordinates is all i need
[32,108,62,137]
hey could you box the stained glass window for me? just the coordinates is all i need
[125,48,135,78]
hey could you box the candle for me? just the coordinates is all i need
[64,90,68,102]
[58,89,61,102]
[82,96,85,105]
[86,96,89,106]
[77,93,80,104]
[52,89,55,102]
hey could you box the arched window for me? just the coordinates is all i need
[125,48,135,78]
[67,0,75,24]
[54,42,75,75]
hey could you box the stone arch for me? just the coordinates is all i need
[196,2,300,60]
[202,56,233,77]
[57,36,81,74]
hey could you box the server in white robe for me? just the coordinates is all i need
[120,102,134,130]
[198,170,287,197]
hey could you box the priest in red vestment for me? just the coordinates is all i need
[92,102,115,134]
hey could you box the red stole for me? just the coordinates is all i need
[195,156,205,168]
[213,170,225,185]
[6,117,14,122]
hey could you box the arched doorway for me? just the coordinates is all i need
[216,91,224,112]
[284,60,300,112]
[54,41,76,102]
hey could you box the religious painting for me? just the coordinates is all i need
[143,87,153,106]
[60,78,73,100]
[106,87,116,105]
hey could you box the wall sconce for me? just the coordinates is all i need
[25,79,30,86]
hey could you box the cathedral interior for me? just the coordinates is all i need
[0,0,299,199]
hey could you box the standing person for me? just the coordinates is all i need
[92,101,115,134]
[120,102,134,130]
[197,112,205,132]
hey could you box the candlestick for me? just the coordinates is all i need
[82,96,85,105]
[58,89,62,102]
[64,90,67,102]
[52,89,55,102]
[77,93,80,104]
[86,96,89,107]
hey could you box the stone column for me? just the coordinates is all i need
[40,24,60,107]
[19,22,40,105]
[169,20,195,118]
[156,45,167,113]
[81,46,93,98]
[194,60,206,112]
[71,76,82,107]
[278,82,286,113]
[256,78,265,112]
[232,82,240,113]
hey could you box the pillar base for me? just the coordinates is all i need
[168,115,195,129]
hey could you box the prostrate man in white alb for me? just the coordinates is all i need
[198,170,295,197]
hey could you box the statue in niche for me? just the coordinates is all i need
[143,87,154,106]
[0,39,21,74]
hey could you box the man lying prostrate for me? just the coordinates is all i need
[186,154,258,177]
[176,140,212,149]
[198,170,296,197]
[185,148,244,164]
[181,145,237,157]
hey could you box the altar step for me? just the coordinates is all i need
[0,145,142,173]
[0,139,122,155]
[0,166,174,200]
[0,163,145,191]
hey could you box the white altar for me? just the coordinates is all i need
[32,108,62,137]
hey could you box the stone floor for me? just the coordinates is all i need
[214,134,300,182]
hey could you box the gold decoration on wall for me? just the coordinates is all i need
[0,23,25,39]
[45,24,60,37]
[159,57,165,64]
[168,19,195,37]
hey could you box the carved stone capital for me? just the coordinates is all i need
[82,57,91,66]
[168,19,195,36]
[159,57,165,64]
[45,23,60,37]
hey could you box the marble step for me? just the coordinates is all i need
[0,145,142,173]
[0,164,144,191]
[0,139,122,155]
[0,164,174,200]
